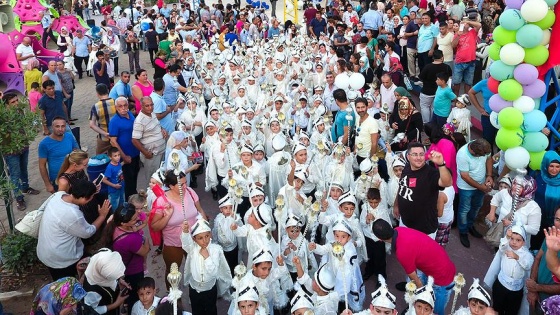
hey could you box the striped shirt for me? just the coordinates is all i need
[89,98,116,141]
[132,111,166,154]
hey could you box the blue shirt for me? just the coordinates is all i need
[151,91,174,134]
[433,86,456,117]
[400,6,409,18]
[162,74,178,105]
[38,91,67,126]
[104,162,124,194]
[108,111,140,157]
[109,80,132,99]
[72,36,91,57]
[472,79,492,114]
[360,9,383,31]
[267,27,281,38]
[417,24,439,53]
[38,133,79,182]
[160,7,170,18]
[41,15,52,28]
[43,71,62,92]
[225,33,239,46]
[310,18,327,38]
[331,108,356,142]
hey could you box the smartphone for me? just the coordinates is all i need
[120,287,129,296]
[94,173,105,186]
[459,24,465,31]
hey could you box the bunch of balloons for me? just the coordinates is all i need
[247,0,270,10]
[487,0,557,170]
[334,72,366,91]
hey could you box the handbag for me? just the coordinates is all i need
[483,221,504,248]
[15,193,56,238]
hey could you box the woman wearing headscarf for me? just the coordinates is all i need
[57,27,74,53]
[359,56,374,91]
[164,131,202,187]
[102,28,121,75]
[486,174,542,245]
[31,277,87,315]
[388,95,422,151]
[82,249,129,315]
[532,151,560,248]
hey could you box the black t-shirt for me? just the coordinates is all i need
[144,30,159,49]
[398,163,441,234]
[419,63,452,95]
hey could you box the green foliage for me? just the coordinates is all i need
[1,232,39,273]
[0,99,40,155]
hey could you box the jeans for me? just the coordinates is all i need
[458,188,485,234]
[108,189,125,212]
[417,51,432,73]
[431,113,447,129]
[4,149,30,201]
[453,61,476,86]
[42,28,56,47]
[122,155,140,200]
[74,56,88,78]
[417,270,454,315]
[127,50,140,73]
[64,91,74,119]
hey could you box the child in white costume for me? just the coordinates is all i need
[266,134,291,203]
[352,158,387,204]
[281,213,318,281]
[453,278,493,315]
[293,259,340,315]
[405,276,436,315]
[340,275,398,315]
[212,195,243,276]
[289,289,315,314]
[180,219,232,313]
[309,220,366,312]
[231,280,268,315]
[447,94,472,142]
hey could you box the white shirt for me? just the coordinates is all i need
[490,189,542,244]
[439,186,455,224]
[37,192,97,268]
[16,44,34,66]
[355,115,379,158]
[131,296,161,315]
[380,83,397,112]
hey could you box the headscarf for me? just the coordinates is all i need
[394,86,411,98]
[392,15,403,26]
[359,56,370,73]
[27,58,40,71]
[540,150,560,224]
[510,175,537,204]
[165,131,188,162]
[31,277,87,315]
[84,249,126,290]
[397,96,415,117]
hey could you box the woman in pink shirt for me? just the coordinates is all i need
[131,69,154,114]
[149,170,209,289]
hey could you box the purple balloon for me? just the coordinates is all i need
[506,0,524,9]
[489,94,514,112]
[523,80,546,98]
[514,64,539,85]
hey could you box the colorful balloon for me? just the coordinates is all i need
[490,60,516,80]
[499,9,526,30]
[513,63,539,85]
[532,9,555,29]
[523,79,546,98]
[493,26,519,46]
[523,132,549,152]
[488,43,502,61]
[489,94,513,112]
[498,79,523,101]
[529,150,546,170]
[498,107,524,128]
[522,109,548,132]
[524,45,550,66]
[504,146,531,169]
[506,0,525,9]
[520,0,549,22]
[488,77,500,94]
[513,95,536,113]
[500,43,526,65]
[516,24,544,48]
[490,111,501,129]
[496,128,524,150]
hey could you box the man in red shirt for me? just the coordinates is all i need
[373,220,456,315]
[451,19,481,95]
[304,4,318,27]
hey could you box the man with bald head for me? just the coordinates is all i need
[132,96,167,185]
[16,37,35,68]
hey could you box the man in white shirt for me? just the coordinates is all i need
[382,42,400,72]
[342,4,358,28]
[354,97,379,164]
[380,74,397,112]
[16,37,35,68]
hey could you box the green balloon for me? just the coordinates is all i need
[524,46,550,66]
[498,107,524,128]
[529,150,546,170]
[496,128,524,151]
[490,61,515,80]
[522,132,549,152]
[498,79,523,101]
[516,24,544,48]
[493,26,518,46]
[532,9,556,29]
[488,43,502,61]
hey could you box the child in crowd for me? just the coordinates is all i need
[131,277,160,315]
[484,224,534,315]
[432,72,457,128]
[453,278,493,315]
[309,220,365,312]
[103,147,125,211]
[129,191,148,234]
[385,142,406,223]
[447,94,472,141]
[28,82,42,112]
[233,280,267,315]
[436,185,455,246]
[232,203,277,267]
[181,219,232,315]
[281,213,317,282]
[293,259,340,313]
[213,195,242,276]
[377,104,394,146]
[360,188,391,282]
[409,276,436,315]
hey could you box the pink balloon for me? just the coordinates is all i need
[506,0,524,9]
[514,64,539,85]
[489,94,514,113]
[523,80,546,98]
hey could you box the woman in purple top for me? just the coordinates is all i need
[104,202,151,309]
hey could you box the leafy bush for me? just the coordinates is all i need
[1,232,39,274]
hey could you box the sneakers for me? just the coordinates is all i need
[16,199,26,211]
[469,227,483,238]
[23,187,40,195]
[460,233,470,248]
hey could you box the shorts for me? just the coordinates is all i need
[452,61,476,86]
[435,220,453,246]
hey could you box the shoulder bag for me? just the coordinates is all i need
[15,193,57,238]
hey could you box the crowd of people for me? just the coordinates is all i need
[8,0,560,314]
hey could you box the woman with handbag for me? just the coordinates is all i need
[388,95,423,152]
[486,174,542,246]
[149,170,209,289]
[532,151,560,249]
[103,202,150,310]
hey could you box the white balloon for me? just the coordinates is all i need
[513,95,536,113]
[500,43,525,65]
[335,73,350,90]
[349,72,366,90]
[286,1,294,10]
[520,0,549,22]
[490,111,501,129]
[504,146,531,169]
[541,29,551,46]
